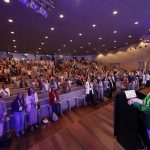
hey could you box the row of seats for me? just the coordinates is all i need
[5,88,86,132]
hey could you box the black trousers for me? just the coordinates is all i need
[86,91,95,105]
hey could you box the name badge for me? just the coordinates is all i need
[19,107,23,111]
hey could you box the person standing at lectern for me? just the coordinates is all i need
[128,93,150,140]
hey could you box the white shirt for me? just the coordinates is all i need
[85,81,94,94]
[25,93,38,112]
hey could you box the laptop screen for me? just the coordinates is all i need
[125,90,137,99]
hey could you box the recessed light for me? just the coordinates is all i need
[134,21,139,25]
[140,38,143,41]
[24,53,27,56]
[8,19,13,23]
[114,40,117,43]
[113,30,117,34]
[36,52,39,54]
[88,42,91,45]
[14,45,16,48]
[92,24,96,28]
[70,40,72,42]
[39,48,41,50]
[149,29,150,32]
[4,0,10,3]
[51,27,54,31]
[113,10,118,15]
[73,50,76,53]
[99,37,102,40]
[58,49,60,51]
[80,46,83,49]
[79,33,82,36]
[13,39,16,42]
[114,46,116,49]
[11,31,14,34]
[41,42,44,45]
[59,14,64,18]
[45,36,48,39]
[128,35,132,38]
[63,44,66,47]
[102,44,105,47]
[14,50,17,53]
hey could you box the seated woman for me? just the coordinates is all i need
[25,88,39,131]
[11,92,25,137]
[0,84,10,98]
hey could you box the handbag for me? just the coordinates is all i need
[52,112,58,122]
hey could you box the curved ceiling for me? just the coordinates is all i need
[0,0,150,55]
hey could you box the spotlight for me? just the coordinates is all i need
[4,0,10,3]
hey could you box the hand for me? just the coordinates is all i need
[127,100,134,105]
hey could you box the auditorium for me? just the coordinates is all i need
[0,0,150,149]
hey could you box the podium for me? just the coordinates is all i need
[114,90,149,150]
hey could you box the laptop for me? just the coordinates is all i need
[125,90,143,104]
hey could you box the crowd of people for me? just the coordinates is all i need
[0,58,150,140]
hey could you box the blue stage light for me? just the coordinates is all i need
[18,0,52,18]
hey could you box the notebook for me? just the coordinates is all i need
[125,90,143,104]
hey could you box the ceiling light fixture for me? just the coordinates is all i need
[79,33,82,36]
[51,27,54,31]
[113,10,118,15]
[128,35,132,38]
[8,19,13,23]
[4,0,10,3]
[14,45,16,48]
[18,0,56,18]
[45,36,48,39]
[13,40,16,42]
[41,42,44,45]
[114,40,117,43]
[70,40,72,42]
[59,14,64,18]
[113,30,117,34]
[134,21,139,25]
[99,37,102,40]
[39,48,41,50]
[11,31,14,34]
[92,24,96,28]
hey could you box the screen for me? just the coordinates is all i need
[125,90,137,99]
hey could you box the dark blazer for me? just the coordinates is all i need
[11,98,25,112]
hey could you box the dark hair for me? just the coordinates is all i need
[28,87,33,96]
[17,92,24,100]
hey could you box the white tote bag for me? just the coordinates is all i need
[52,112,58,121]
